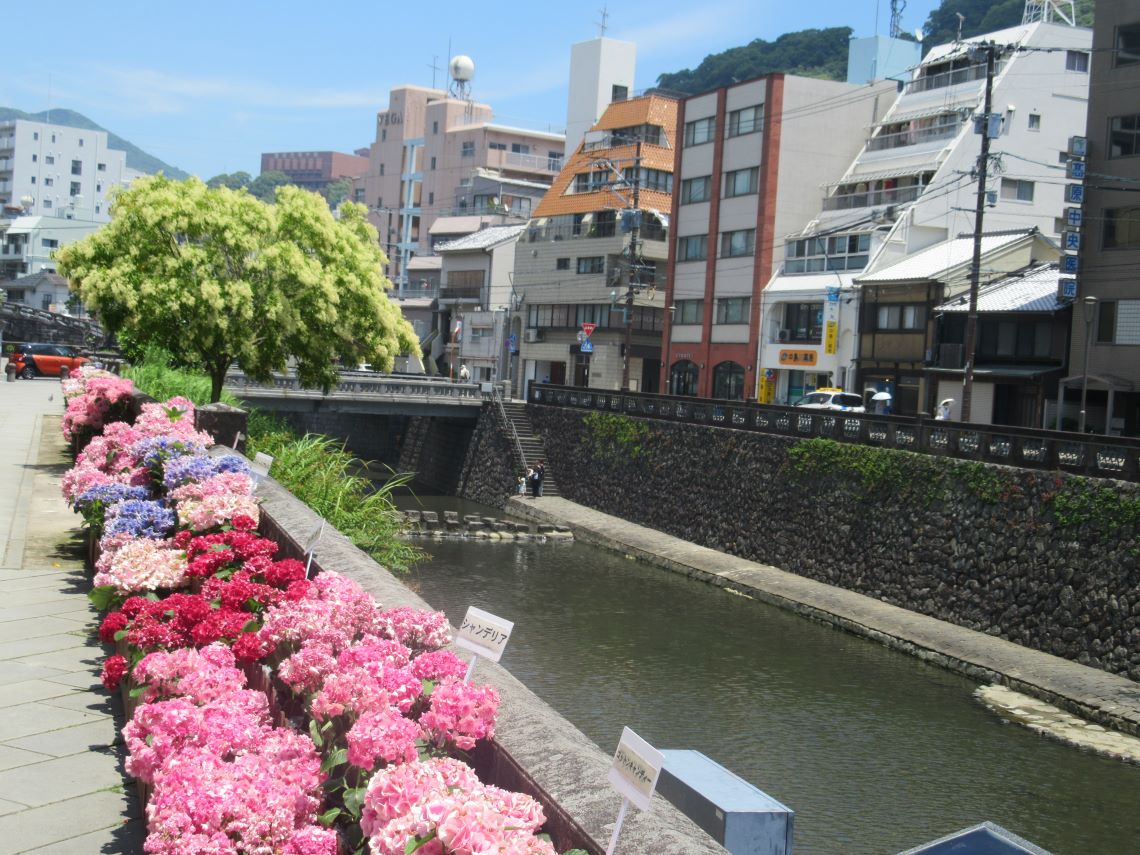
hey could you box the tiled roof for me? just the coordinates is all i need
[937,263,1066,313]
[435,224,527,252]
[533,95,679,219]
[857,230,1037,283]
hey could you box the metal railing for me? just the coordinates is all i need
[226,370,485,403]
[905,61,999,93]
[866,121,962,151]
[491,385,529,473]
[822,183,924,212]
[529,384,1140,481]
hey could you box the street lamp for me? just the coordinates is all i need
[1078,295,1097,434]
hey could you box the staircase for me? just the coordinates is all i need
[501,400,560,497]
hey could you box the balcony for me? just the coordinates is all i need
[485,149,563,174]
[821,183,924,212]
[866,121,962,152]
[905,61,1000,94]
[439,285,483,302]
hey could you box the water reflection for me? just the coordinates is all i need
[399,497,1140,854]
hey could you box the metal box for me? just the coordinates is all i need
[657,750,794,855]
[897,821,1053,855]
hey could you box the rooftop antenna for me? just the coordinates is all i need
[956,12,966,41]
[1022,0,1076,26]
[596,5,609,37]
[449,54,476,120]
[427,55,443,89]
[889,0,906,40]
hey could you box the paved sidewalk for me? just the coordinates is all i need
[0,379,143,852]
[508,495,1140,744]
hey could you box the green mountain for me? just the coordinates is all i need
[0,107,188,179]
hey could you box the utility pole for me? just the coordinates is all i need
[961,43,998,423]
[621,138,642,392]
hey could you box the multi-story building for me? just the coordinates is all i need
[662,73,898,399]
[0,215,101,281]
[511,93,679,396]
[0,119,138,223]
[352,84,564,292]
[1062,0,1140,435]
[565,36,636,157]
[759,19,1092,409]
[259,150,369,193]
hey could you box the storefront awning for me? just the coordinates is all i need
[763,271,857,297]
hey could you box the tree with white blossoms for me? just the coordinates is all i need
[57,176,419,402]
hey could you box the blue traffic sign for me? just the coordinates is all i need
[580,339,594,353]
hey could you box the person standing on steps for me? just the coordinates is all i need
[534,459,546,498]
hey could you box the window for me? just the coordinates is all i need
[381,129,387,142]
[785,232,871,273]
[51,133,56,143]
[783,302,823,341]
[876,304,925,330]
[461,141,475,157]
[1028,113,1041,131]
[684,117,715,147]
[677,234,708,261]
[674,299,703,324]
[715,297,750,324]
[71,160,82,176]
[1099,300,1140,345]
[556,258,570,270]
[78,138,84,147]
[576,256,604,274]
[97,162,106,171]
[96,183,102,193]
[45,155,55,165]
[724,167,758,197]
[33,131,38,140]
[43,177,53,187]
[720,228,755,257]
[432,121,439,134]
[41,238,59,249]
[612,84,628,102]
[379,164,384,175]
[43,199,52,209]
[31,154,36,162]
[728,105,763,137]
[428,192,434,205]
[1000,178,1034,202]
[1104,205,1140,249]
[1065,50,1089,72]
[1118,23,1140,67]
[489,142,506,151]
[1110,114,1140,158]
[70,181,81,197]
[681,176,711,204]
[95,203,101,214]
[511,143,530,154]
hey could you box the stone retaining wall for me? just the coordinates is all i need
[457,403,519,508]
[525,406,1140,681]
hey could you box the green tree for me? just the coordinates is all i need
[247,170,292,202]
[922,0,1094,47]
[322,177,354,208]
[206,170,252,190]
[57,176,419,402]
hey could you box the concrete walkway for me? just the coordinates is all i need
[508,495,1140,745]
[0,378,143,852]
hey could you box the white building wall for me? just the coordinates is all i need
[565,38,636,157]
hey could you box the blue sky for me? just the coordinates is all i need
[4,0,940,179]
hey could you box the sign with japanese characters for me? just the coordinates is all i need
[779,349,817,366]
[1066,160,1087,180]
[1058,278,1078,301]
[1065,184,1085,204]
[1061,254,1080,274]
[824,321,838,355]
[456,606,513,663]
[1065,207,1083,228]
[1062,231,1081,252]
[1068,135,1088,158]
[607,727,664,811]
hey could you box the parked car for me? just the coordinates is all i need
[8,343,88,379]
[793,388,866,413]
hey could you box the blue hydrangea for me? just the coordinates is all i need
[74,483,151,513]
[162,454,219,490]
[213,455,250,477]
[132,437,208,475]
[102,499,177,540]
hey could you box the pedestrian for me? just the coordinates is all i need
[936,398,954,421]
[534,459,545,498]
[516,473,526,495]
[525,466,535,498]
[459,363,470,382]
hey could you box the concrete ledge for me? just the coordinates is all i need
[507,497,1140,741]
[245,463,724,854]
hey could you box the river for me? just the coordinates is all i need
[397,496,1139,854]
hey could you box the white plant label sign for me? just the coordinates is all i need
[250,452,274,483]
[607,727,664,811]
[303,521,324,578]
[455,606,513,663]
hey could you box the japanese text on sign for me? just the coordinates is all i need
[607,727,664,811]
[455,606,514,663]
[824,321,838,355]
[779,349,817,366]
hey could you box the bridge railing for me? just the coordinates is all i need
[528,384,1140,482]
[225,370,485,402]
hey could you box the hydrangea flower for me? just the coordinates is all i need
[103,499,177,540]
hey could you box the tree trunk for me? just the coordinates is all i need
[210,367,226,403]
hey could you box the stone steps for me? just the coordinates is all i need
[501,402,559,497]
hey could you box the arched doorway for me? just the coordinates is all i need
[712,361,746,400]
[670,360,699,396]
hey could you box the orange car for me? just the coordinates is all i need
[9,343,88,379]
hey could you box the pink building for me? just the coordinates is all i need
[259,151,369,192]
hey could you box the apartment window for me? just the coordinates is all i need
[43,177,53,187]
[1104,205,1140,249]
[428,192,434,205]
[432,121,439,134]
[576,256,605,274]
[728,105,763,137]
[95,203,101,214]
[681,176,711,204]
[51,133,57,143]
[785,232,871,273]
[556,258,570,270]
[673,299,703,324]
[876,304,925,330]
[511,143,530,154]
[430,156,437,170]
[461,141,475,157]
[45,155,55,165]
[715,297,750,324]
[71,159,82,175]
[783,302,823,341]
[1099,300,1140,344]
[612,84,628,102]
[1110,114,1140,158]
[720,228,755,257]
[41,238,59,249]
[677,234,708,261]
[43,199,52,209]
[96,183,102,193]
[724,167,759,198]
[379,164,385,175]
[684,117,715,147]
[31,154,37,162]
[1118,23,1140,67]
[78,138,84,147]
[97,162,106,171]
[70,181,81,197]
[489,142,506,151]
[1000,178,1034,202]
[1028,113,1041,131]
[33,132,38,140]
[381,129,387,142]
[1065,50,1089,72]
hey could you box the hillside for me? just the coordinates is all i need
[0,107,188,179]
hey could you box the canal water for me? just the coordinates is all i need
[397,497,1140,854]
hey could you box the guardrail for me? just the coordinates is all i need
[226,370,485,402]
[529,384,1140,482]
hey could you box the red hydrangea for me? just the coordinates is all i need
[101,654,129,690]
[98,611,128,644]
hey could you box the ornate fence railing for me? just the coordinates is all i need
[226,370,485,403]
[529,384,1140,482]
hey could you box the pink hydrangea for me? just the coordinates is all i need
[132,644,247,705]
[93,537,188,594]
[168,471,254,504]
[410,650,468,683]
[132,397,212,444]
[418,677,500,751]
[177,493,261,532]
[346,705,422,770]
[277,642,338,695]
[283,826,338,855]
[61,375,135,440]
[376,606,452,652]
[259,571,386,653]
[309,662,422,721]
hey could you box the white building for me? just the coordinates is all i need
[759,19,1093,409]
[0,119,137,223]
[565,36,637,157]
[0,215,100,281]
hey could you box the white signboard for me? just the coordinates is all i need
[303,521,324,578]
[455,606,513,663]
[249,452,274,484]
[607,727,664,812]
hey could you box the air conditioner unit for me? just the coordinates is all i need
[777,329,790,342]
[523,328,543,343]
